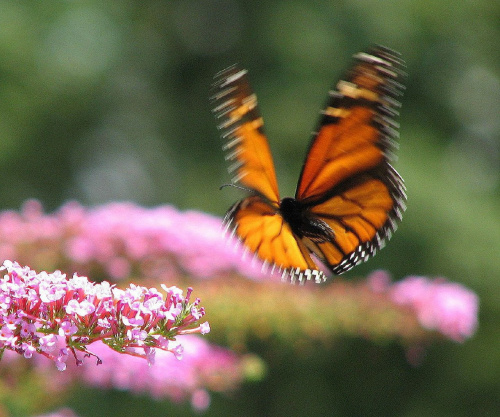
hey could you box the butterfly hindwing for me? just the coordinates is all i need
[305,174,399,274]
[224,195,325,282]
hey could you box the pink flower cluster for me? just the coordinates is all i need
[0,260,209,369]
[0,200,265,281]
[367,271,479,342]
[391,275,479,342]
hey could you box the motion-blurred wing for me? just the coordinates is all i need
[212,66,280,204]
[296,45,405,203]
[303,175,402,274]
[296,46,406,273]
[224,196,326,283]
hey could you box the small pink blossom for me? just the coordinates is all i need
[171,342,184,360]
[0,325,14,341]
[156,335,170,349]
[21,321,36,338]
[21,342,36,358]
[55,348,69,371]
[191,388,211,411]
[144,345,156,365]
[122,314,144,327]
[59,320,78,337]
[190,306,203,320]
[39,335,59,352]
[200,322,211,335]
[65,299,95,316]
[126,328,147,342]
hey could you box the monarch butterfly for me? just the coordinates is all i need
[212,46,406,283]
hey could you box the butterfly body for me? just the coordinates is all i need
[278,197,331,242]
[279,197,310,233]
[212,46,406,283]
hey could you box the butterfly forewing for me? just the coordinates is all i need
[296,46,405,203]
[212,66,280,204]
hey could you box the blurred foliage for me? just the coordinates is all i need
[197,275,430,350]
[0,0,499,416]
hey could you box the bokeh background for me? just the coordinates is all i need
[0,0,499,416]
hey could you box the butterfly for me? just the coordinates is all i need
[211,46,406,283]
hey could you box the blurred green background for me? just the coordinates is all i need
[0,0,499,416]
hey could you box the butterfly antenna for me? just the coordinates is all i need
[219,183,252,192]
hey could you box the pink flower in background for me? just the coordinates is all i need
[2,333,247,411]
[0,201,480,353]
[391,276,479,342]
[76,335,242,409]
[0,200,267,281]
[366,269,392,293]
[0,260,209,368]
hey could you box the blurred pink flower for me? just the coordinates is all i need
[2,333,246,410]
[0,200,267,281]
[76,335,242,408]
[366,269,392,293]
[390,276,479,342]
[0,201,480,348]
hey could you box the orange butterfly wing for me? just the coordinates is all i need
[212,65,324,282]
[212,66,324,281]
[212,66,280,204]
[225,196,324,283]
[295,46,406,274]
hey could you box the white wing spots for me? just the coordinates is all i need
[328,89,343,98]
[281,269,288,281]
[230,170,248,184]
[222,69,248,86]
[354,52,392,67]
[322,106,351,118]
[337,80,380,101]
[222,135,243,151]
[278,266,327,284]
[227,159,244,173]
[224,147,243,161]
